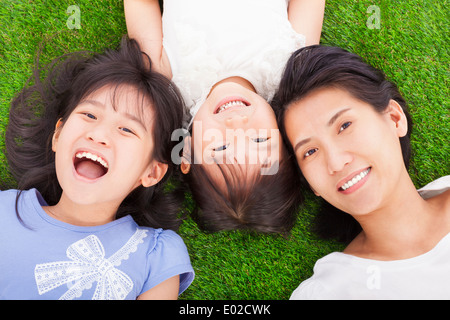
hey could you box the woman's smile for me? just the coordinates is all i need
[284,87,409,215]
[337,167,371,194]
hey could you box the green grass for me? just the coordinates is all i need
[0,0,448,299]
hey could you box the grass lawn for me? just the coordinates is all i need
[0,0,448,299]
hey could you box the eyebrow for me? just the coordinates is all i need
[82,99,148,132]
[328,108,351,127]
[293,138,311,153]
[293,108,351,153]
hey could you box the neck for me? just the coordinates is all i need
[347,175,446,260]
[43,192,119,227]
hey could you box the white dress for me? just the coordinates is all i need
[162,0,305,125]
[290,176,450,300]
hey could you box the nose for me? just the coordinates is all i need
[225,114,249,128]
[325,146,353,175]
[86,126,110,146]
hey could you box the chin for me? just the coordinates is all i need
[341,199,383,218]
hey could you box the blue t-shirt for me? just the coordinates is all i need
[0,189,195,300]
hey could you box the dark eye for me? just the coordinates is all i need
[213,144,228,152]
[339,121,352,133]
[304,148,318,158]
[83,112,97,120]
[119,127,136,135]
[252,137,269,143]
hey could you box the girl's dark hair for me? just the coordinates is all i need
[182,143,303,234]
[5,36,185,230]
[271,45,413,243]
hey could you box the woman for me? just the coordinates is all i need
[272,45,450,299]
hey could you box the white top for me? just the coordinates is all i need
[162,0,305,125]
[290,175,450,300]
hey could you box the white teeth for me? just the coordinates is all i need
[340,168,371,191]
[217,100,247,113]
[75,151,108,169]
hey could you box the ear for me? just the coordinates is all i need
[385,100,408,138]
[140,161,169,188]
[51,118,64,152]
[180,136,192,175]
[180,161,191,175]
[311,186,321,197]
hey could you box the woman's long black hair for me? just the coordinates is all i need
[5,36,186,230]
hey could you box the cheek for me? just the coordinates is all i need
[358,121,400,163]
[299,161,326,194]
[192,104,209,124]
[122,141,151,165]
[256,104,277,127]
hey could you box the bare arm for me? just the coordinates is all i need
[124,0,172,77]
[137,275,180,300]
[288,0,326,46]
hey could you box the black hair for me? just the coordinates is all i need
[182,140,303,234]
[271,45,413,243]
[5,36,185,230]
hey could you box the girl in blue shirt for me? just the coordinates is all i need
[1,37,194,300]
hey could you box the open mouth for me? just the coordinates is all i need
[214,97,250,114]
[73,151,109,180]
[338,167,371,192]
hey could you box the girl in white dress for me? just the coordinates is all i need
[272,45,450,299]
[124,0,325,233]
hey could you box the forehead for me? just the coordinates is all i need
[285,87,366,127]
[199,163,263,196]
[197,144,284,192]
[288,87,343,112]
[82,84,155,127]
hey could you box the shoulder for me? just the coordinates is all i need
[290,252,359,299]
[419,175,450,221]
[139,227,194,295]
[0,188,44,202]
[418,175,450,199]
[290,277,332,300]
[0,189,41,212]
[111,220,189,258]
[0,189,21,220]
[0,189,20,201]
[143,228,192,268]
[146,228,188,254]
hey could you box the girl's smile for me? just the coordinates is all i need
[51,84,165,212]
[189,77,282,185]
[214,96,251,114]
[73,149,109,181]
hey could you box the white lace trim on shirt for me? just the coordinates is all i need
[34,228,148,300]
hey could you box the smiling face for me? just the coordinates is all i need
[52,84,167,209]
[284,87,409,216]
[189,77,282,186]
